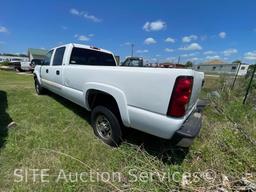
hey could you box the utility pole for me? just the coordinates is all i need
[131,43,134,57]
[177,56,181,64]
[243,64,256,104]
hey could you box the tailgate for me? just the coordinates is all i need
[188,71,204,111]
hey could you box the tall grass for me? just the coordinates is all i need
[0,71,255,191]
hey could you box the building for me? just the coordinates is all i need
[204,59,225,65]
[158,62,186,68]
[193,63,250,76]
[28,48,48,61]
[0,55,29,63]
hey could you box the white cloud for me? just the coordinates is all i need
[121,42,132,46]
[165,37,175,43]
[179,43,202,51]
[244,51,256,61]
[182,35,198,43]
[164,48,174,52]
[206,55,220,60]
[84,13,101,22]
[144,37,157,45]
[190,57,200,61]
[75,34,90,41]
[223,48,238,56]
[70,8,80,15]
[70,8,101,22]
[0,26,8,33]
[136,49,149,53]
[219,32,226,39]
[181,52,198,57]
[78,35,90,41]
[143,20,166,31]
[57,41,64,45]
[165,57,176,62]
[203,51,215,55]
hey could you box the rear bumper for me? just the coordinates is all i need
[171,102,206,147]
[127,100,206,144]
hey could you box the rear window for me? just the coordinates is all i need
[69,47,116,66]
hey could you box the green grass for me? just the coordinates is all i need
[0,70,255,191]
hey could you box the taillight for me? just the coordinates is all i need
[167,76,193,117]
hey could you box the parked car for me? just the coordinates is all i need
[14,61,33,72]
[34,43,204,147]
[30,59,44,71]
[121,57,143,67]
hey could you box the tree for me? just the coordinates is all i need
[185,61,193,68]
[232,60,242,64]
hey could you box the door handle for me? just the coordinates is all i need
[56,70,60,75]
[46,69,49,73]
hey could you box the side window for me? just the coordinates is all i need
[122,59,130,66]
[130,60,140,66]
[52,47,66,66]
[70,48,116,66]
[44,50,53,65]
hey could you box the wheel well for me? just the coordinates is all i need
[87,90,122,120]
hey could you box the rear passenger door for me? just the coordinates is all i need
[51,47,66,91]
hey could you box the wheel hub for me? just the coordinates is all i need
[95,115,112,139]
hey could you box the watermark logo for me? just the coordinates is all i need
[13,168,216,184]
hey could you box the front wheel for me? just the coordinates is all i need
[91,106,122,147]
[34,79,45,95]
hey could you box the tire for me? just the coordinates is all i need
[15,67,21,72]
[91,105,122,147]
[34,78,45,95]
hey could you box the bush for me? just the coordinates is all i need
[0,61,12,66]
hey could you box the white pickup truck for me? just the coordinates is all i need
[34,43,204,147]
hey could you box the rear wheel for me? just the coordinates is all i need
[91,106,122,147]
[34,79,45,95]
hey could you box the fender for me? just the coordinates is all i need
[83,82,130,127]
[33,68,42,84]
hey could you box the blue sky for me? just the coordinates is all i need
[0,0,256,64]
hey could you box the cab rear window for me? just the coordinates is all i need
[70,47,116,66]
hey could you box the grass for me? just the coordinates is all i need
[0,70,255,191]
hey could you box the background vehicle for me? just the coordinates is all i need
[13,61,33,72]
[34,43,204,147]
[30,59,43,70]
[121,57,143,67]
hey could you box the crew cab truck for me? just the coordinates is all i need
[34,43,204,147]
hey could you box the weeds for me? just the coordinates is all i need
[0,71,255,191]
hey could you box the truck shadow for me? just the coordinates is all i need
[47,92,188,165]
[47,91,91,122]
[124,129,189,165]
[0,91,12,148]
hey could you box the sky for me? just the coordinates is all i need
[0,0,256,64]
